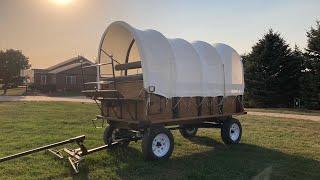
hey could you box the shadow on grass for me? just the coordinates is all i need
[72,136,320,180]
[188,136,227,149]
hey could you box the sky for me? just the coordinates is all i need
[0,0,319,68]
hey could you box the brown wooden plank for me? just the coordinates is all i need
[115,61,141,71]
[151,112,247,125]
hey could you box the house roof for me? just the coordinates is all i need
[43,56,95,74]
[46,56,94,71]
[48,63,82,74]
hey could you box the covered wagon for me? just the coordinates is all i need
[83,21,246,160]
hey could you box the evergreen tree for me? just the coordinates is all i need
[243,29,302,107]
[279,45,304,107]
[303,21,320,109]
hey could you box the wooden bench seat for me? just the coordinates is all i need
[114,61,141,71]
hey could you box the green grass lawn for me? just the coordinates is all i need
[0,102,319,180]
[0,87,26,96]
[246,108,320,116]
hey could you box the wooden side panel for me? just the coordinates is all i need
[101,79,145,122]
[102,80,144,99]
[103,100,145,122]
[100,77,244,125]
[212,97,222,114]
[116,80,144,99]
[179,98,198,118]
[148,96,244,123]
[201,97,212,116]
[222,96,237,114]
[148,94,172,121]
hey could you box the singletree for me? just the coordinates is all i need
[0,49,30,95]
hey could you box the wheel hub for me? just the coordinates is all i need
[152,133,170,157]
[229,123,240,141]
[185,127,195,134]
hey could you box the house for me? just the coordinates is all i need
[31,56,97,92]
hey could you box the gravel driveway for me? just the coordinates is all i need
[247,111,320,122]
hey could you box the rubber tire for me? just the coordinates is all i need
[142,127,174,161]
[179,125,198,138]
[221,118,242,145]
[103,126,130,147]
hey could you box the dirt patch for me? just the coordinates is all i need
[247,111,320,122]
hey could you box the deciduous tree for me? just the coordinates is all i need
[0,49,30,95]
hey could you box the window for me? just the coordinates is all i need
[66,76,76,85]
[40,75,47,85]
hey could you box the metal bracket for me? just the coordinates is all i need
[47,146,87,174]
[47,149,64,159]
[91,115,106,128]
[64,148,83,174]
[48,148,81,173]
[68,157,80,174]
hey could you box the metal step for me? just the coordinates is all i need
[95,97,143,101]
[82,90,123,98]
[104,74,143,82]
[84,81,113,85]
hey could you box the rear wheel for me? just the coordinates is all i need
[221,118,242,144]
[142,127,174,160]
[103,125,130,147]
[179,125,198,138]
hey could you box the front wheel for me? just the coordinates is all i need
[142,127,174,160]
[221,118,242,144]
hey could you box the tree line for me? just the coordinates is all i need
[243,21,320,109]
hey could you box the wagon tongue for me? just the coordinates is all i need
[0,135,86,163]
[0,134,138,173]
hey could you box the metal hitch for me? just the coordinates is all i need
[0,135,86,163]
[91,115,106,128]
[0,135,124,174]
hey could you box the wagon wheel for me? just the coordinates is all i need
[221,118,242,144]
[103,125,130,148]
[142,127,174,160]
[179,125,198,138]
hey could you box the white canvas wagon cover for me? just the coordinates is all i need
[99,21,244,98]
